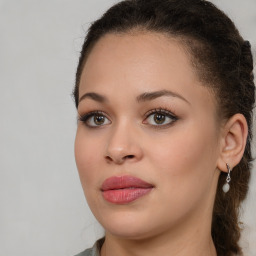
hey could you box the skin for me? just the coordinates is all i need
[75,32,248,256]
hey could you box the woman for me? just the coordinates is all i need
[73,0,255,255]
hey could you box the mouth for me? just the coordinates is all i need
[101,175,154,204]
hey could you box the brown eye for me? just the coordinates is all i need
[154,113,166,124]
[94,115,105,125]
[144,109,177,126]
[79,112,111,127]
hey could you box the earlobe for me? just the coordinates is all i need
[217,113,248,173]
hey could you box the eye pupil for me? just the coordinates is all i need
[154,114,165,124]
[94,115,105,125]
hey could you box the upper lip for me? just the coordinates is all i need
[101,175,154,191]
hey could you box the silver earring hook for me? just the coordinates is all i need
[223,163,232,193]
[226,163,231,183]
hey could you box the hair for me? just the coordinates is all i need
[73,0,255,255]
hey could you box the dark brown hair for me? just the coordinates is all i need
[73,0,255,255]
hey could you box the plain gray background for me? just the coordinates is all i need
[0,0,255,255]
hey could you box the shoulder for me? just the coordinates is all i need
[74,247,94,256]
[74,238,104,256]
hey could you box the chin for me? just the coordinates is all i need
[105,222,156,240]
[92,206,151,239]
[94,206,176,241]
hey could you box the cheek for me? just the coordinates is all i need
[147,123,218,198]
[74,129,101,187]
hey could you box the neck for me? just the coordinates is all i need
[101,221,217,256]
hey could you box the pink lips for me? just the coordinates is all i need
[101,175,154,204]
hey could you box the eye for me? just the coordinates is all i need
[79,111,111,127]
[144,109,178,126]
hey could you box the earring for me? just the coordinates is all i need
[222,163,232,193]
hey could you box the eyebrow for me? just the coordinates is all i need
[79,89,190,105]
[136,90,190,104]
[79,92,107,103]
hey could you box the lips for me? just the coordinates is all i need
[101,175,154,204]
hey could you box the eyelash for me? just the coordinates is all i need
[78,108,178,128]
[143,108,178,128]
[78,111,110,128]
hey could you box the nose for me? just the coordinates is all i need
[105,122,143,164]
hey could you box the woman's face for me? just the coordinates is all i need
[75,32,221,239]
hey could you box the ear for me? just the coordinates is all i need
[217,113,248,173]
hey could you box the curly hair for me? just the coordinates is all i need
[73,0,255,255]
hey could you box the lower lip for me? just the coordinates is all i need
[102,188,152,204]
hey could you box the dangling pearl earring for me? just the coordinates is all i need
[222,163,232,193]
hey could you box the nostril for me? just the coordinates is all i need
[126,155,135,159]
[104,154,136,164]
[105,156,112,161]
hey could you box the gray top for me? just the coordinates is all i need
[75,238,104,256]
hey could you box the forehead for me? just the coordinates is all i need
[84,32,192,72]
[79,32,215,111]
[81,32,197,86]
